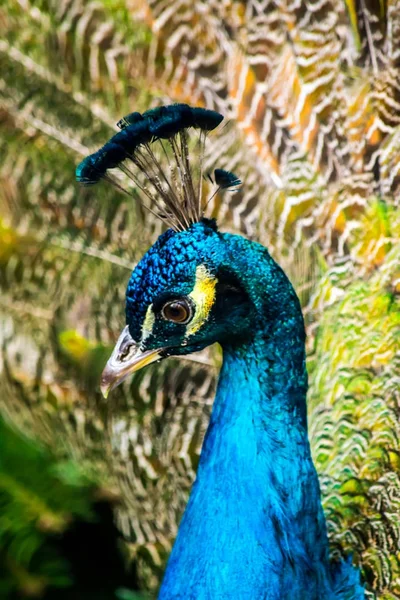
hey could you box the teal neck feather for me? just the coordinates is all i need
[159,235,363,600]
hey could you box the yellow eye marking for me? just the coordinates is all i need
[185,264,217,339]
[141,304,155,343]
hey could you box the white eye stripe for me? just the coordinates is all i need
[141,304,155,343]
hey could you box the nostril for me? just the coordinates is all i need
[118,343,133,361]
[112,326,139,363]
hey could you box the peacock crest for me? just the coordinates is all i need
[76,104,241,231]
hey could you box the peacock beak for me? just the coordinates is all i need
[100,325,164,398]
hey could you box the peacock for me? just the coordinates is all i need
[1,1,399,598]
[76,103,365,598]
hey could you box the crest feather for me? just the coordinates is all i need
[76,104,240,231]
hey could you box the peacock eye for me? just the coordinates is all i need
[161,299,193,324]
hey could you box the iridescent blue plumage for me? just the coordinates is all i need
[110,121,152,150]
[78,104,364,599]
[76,121,152,184]
[116,111,143,129]
[214,168,241,189]
[191,107,224,130]
[149,114,184,139]
[122,221,365,599]
[75,144,127,185]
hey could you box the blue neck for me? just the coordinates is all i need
[158,237,363,599]
[159,313,337,599]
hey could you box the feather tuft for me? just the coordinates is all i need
[76,104,226,231]
[214,169,241,190]
[191,107,224,130]
[116,111,143,130]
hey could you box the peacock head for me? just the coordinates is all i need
[100,218,257,396]
[76,103,289,396]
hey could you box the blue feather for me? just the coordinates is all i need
[116,111,143,130]
[214,168,241,189]
[109,121,152,151]
[191,107,224,130]
[76,105,225,190]
[148,114,184,139]
[75,152,105,185]
[142,106,168,121]
[100,142,127,168]
[120,222,365,600]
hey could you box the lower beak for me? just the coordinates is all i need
[100,326,164,398]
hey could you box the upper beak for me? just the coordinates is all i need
[100,326,164,398]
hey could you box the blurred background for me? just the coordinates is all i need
[0,1,399,598]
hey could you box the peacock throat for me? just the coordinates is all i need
[77,105,364,599]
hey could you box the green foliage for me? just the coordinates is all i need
[0,415,149,599]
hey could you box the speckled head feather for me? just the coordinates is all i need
[125,219,220,343]
[76,104,241,231]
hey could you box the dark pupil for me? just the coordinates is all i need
[165,302,188,322]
